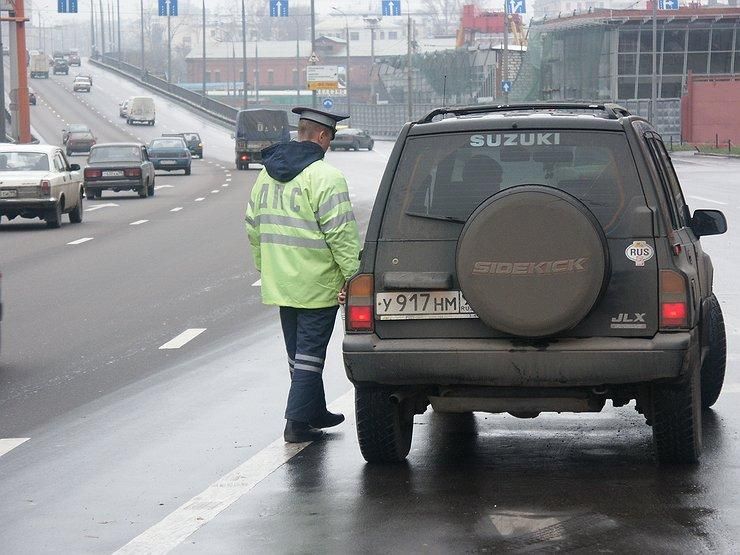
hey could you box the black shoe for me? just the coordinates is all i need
[284,420,325,443]
[309,411,345,429]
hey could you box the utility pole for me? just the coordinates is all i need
[295,18,300,102]
[241,0,247,108]
[503,3,509,105]
[116,0,121,64]
[310,0,316,108]
[406,14,412,120]
[167,0,172,83]
[333,8,351,122]
[7,0,31,143]
[99,0,105,58]
[0,14,6,141]
[140,0,145,77]
[202,0,206,101]
[255,40,259,104]
[90,0,96,57]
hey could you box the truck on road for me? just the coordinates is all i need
[29,53,49,79]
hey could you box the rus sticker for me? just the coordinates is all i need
[625,240,654,267]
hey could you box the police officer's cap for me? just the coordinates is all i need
[292,107,348,132]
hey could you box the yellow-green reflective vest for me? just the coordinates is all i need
[245,159,361,308]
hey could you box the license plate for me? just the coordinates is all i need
[160,160,176,165]
[376,291,477,320]
[0,189,17,198]
[102,170,124,177]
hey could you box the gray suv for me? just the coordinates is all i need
[343,103,727,465]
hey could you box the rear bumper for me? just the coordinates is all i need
[152,160,189,170]
[85,179,142,191]
[343,331,699,387]
[0,198,56,215]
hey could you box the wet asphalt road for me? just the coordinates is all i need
[0,65,739,553]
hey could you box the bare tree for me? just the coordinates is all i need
[423,0,465,36]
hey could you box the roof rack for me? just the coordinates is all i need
[418,102,632,124]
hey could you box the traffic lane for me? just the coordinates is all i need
[175,398,739,554]
[0,159,225,265]
[0,162,256,435]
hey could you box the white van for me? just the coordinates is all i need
[126,96,155,126]
[29,53,49,79]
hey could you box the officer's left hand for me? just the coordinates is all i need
[338,287,347,305]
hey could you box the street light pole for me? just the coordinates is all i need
[167,0,172,83]
[140,0,145,77]
[90,0,96,57]
[332,8,351,122]
[503,2,509,104]
[202,0,206,101]
[116,0,121,64]
[310,0,316,108]
[406,14,412,120]
[650,0,657,123]
[99,0,105,58]
[241,0,248,108]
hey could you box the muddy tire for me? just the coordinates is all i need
[651,365,702,464]
[356,387,413,463]
[46,202,62,228]
[700,293,726,409]
[68,191,83,223]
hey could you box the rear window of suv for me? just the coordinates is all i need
[381,130,646,240]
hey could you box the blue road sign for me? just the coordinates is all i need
[158,0,178,16]
[270,0,289,17]
[58,0,78,12]
[382,0,401,16]
[506,0,526,14]
[322,98,334,110]
[501,80,512,93]
[659,0,679,9]
[58,0,67,12]
[69,0,78,12]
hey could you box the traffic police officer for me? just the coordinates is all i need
[245,107,361,443]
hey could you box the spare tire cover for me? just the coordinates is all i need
[456,185,609,337]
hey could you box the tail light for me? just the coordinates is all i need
[40,179,51,196]
[240,154,249,161]
[84,168,101,179]
[124,168,142,177]
[347,274,374,332]
[660,270,689,328]
[180,152,188,158]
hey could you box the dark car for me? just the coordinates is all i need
[330,128,374,151]
[147,137,192,175]
[62,123,91,145]
[28,87,36,105]
[67,51,81,66]
[65,131,96,155]
[342,102,727,465]
[162,132,203,158]
[53,58,69,75]
[84,143,155,199]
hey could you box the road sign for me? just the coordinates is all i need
[322,98,334,110]
[58,0,78,12]
[501,80,512,93]
[158,0,178,16]
[307,65,339,90]
[270,0,289,17]
[382,0,401,16]
[659,0,679,9]
[308,51,320,64]
[506,0,526,14]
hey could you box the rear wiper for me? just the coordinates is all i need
[405,211,466,223]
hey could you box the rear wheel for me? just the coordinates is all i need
[353,141,359,151]
[356,387,414,463]
[651,365,702,464]
[368,140,374,150]
[700,293,726,409]
[148,179,155,196]
[138,184,148,198]
[184,166,191,176]
[46,202,62,228]
[68,191,83,223]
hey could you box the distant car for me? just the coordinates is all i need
[67,51,81,66]
[119,98,131,118]
[73,76,91,92]
[126,96,155,126]
[330,128,374,151]
[65,131,96,156]
[76,73,92,86]
[28,87,36,105]
[62,123,91,145]
[0,144,84,228]
[162,132,203,158]
[83,143,155,199]
[53,58,69,75]
[147,137,191,175]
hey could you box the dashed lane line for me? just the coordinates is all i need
[252,279,261,286]
[211,190,220,194]
[688,195,727,206]
[130,220,149,226]
[0,438,30,458]
[170,207,183,212]
[154,185,174,190]
[158,328,207,350]
[113,390,353,554]
[194,197,205,202]
[85,202,119,212]
[67,237,94,245]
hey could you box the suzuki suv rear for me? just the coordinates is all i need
[343,103,727,464]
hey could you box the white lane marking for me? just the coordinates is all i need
[159,328,207,350]
[67,237,94,245]
[225,178,232,182]
[0,438,30,458]
[688,195,727,206]
[252,279,261,286]
[195,197,205,202]
[170,207,183,212]
[211,190,220,194]
[222,184,229,188]
[85,202,119,212]
[114,390,353,554]
[154,185,174,190]
[130,220,149,226]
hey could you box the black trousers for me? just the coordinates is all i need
[279,305,339,423]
